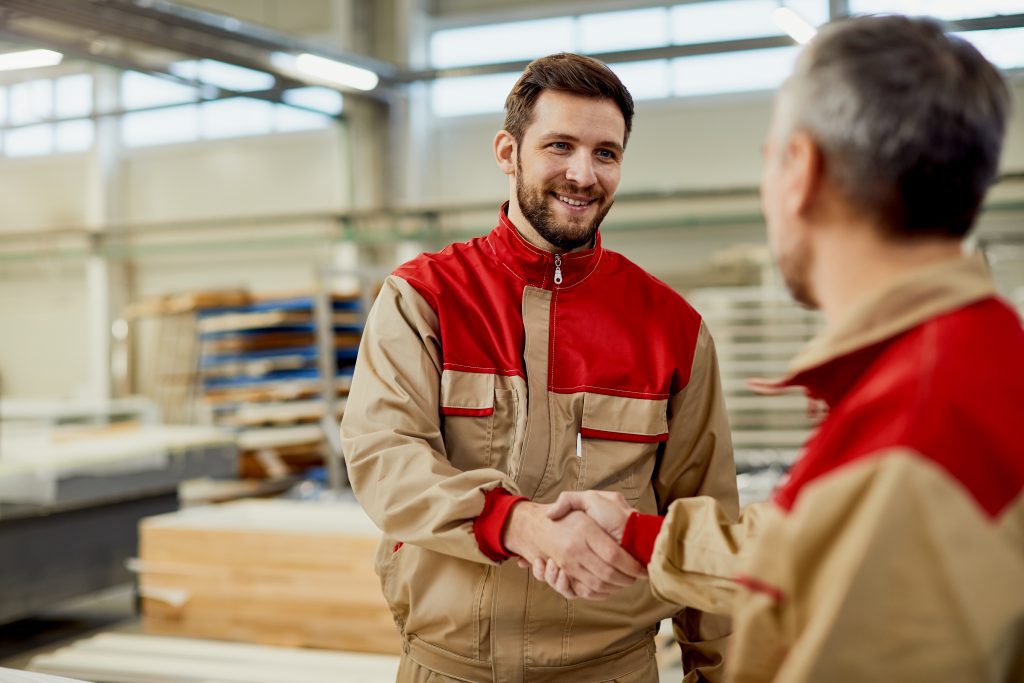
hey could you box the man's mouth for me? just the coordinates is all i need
[551,192,597,208]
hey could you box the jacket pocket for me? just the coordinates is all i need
[440,370,518,475]
[578,393,668,501]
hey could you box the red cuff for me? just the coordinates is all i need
[621,512,664,565]
[473,487,528,562]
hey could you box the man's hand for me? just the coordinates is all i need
[504,501,645,600]
[546,490,634,543]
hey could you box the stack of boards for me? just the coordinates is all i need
[197,293,362,477]
[28,633,399,683]
[133,499,400,655]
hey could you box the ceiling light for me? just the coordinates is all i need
[773,6,817,45]
[0,49,63,72]
[273,52,379,92]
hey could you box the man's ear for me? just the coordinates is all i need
[784,130,825,219]
[494,130,516,176]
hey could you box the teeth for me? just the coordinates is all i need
[557,195,590,207]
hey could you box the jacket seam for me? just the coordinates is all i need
[551,384,670,399]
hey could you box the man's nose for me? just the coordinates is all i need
[565,153,597,187]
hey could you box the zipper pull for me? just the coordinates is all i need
[554,254,563,286]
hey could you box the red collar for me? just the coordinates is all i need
[484,202,603,289]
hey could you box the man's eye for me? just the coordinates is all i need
[550,142,569,151]
[596,149,617,160]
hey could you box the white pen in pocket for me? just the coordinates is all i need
[576,432,582,458]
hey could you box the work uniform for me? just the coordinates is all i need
[623,256,1024,682]
[341,204,739,682]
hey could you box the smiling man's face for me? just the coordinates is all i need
[512,90,625,251]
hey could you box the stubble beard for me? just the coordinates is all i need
[516,157,611,252]
[777,236,818,309]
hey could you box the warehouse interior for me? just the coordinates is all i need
[0,0,1022,681]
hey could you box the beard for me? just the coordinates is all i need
[516,157,612,251]
[776,234,818,309]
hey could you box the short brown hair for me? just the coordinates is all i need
[504,53,635,147]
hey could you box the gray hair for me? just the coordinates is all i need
[774,15,1011,239]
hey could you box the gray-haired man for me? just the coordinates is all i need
[536,15,1024,682]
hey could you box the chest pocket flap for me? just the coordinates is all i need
[440,370,495,416]
[580,392,669,443]
[578,393,669,501]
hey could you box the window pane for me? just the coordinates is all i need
[430,18,575,68]
[0,87,6,126]
[672,46,801,97]
[55,74,92,118]
[610,60,672,101]
[201,97,273,138]
[579,8,671,53]
[121,71,198,110]
[171,59,274,92]
[671,0,826,44]
[282,86,343,115]
[10,80,53,125]
[955,27,1024,69]
[55,118,95,153]
[6,123,54,156]
[122,105,199,146]
[850,0,1024,20]
[431,72,519,117]
[274,103,331,132]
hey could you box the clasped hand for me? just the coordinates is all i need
[503,491,642,601]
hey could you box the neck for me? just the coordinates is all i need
[810,220,963,326]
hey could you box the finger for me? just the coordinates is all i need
[584,530,647,580]
[516,558,530,570]
[532,558,547,582]
[556,569,578,599]
[546,491,582,520]
[544,559,560,586]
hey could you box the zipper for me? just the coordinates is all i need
[553,254,563,286]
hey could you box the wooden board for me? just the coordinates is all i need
[28,632,399,683]
[136,500,399,655]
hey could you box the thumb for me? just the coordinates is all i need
[547,491,582,519]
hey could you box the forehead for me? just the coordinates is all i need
[523,90,626,144]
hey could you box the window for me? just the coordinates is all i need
[10,80,52,125]
[610,60,672,101]
[282,87,343,115]
[849,0,1024,20]
[431,72,519,117]
[274,103,331,132]
[172,59,275,92]
[430,17,575,69]
[6,123,53,156]
[672,46,802,97]
[54,119,95,153]
[578,8,671,54]
[201,98,273,138]
[55,74,92,118]
[122,105,200,146]
[121,71,198,110]
[955,27,1024,69]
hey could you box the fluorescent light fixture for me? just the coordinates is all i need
[288,52,379,92]
[0,49,63,72]
[773,6,817,44]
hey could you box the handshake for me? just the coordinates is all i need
[503,491,646,601]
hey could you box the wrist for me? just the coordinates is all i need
[502,500,541,557]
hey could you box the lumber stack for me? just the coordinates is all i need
[136,499,399,655]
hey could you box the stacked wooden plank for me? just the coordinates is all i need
[28,632,399,683]
[196,292,361,477]
[135,499,399,655]
[688,286,825,504]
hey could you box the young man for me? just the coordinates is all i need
[542,16,1024,682]
[341,54,738,682]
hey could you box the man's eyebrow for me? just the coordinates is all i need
[538,132,624,154]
